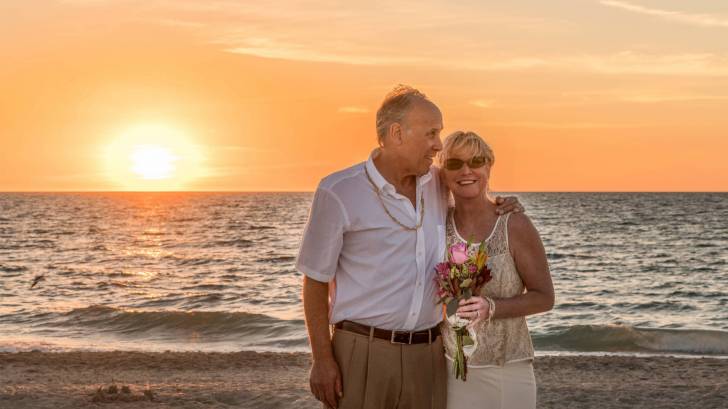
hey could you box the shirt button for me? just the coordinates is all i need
[411,312,416,316]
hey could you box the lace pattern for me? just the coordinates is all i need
[440,208,535,366]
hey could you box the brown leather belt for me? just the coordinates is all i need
[334,320,440,345]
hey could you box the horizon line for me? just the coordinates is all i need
[1,190,726,194]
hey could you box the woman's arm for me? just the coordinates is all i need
[457,212,554,322]
[493,212,554,318]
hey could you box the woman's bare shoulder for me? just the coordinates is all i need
[506,212,541,242]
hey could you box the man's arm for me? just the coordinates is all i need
[296,186,346,408]
[303,276,342,409]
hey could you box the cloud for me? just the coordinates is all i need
[86,0,571,69]
[223,42,426,66]
[486,121,650,129]
[210,161,332,176]
[219,33,728,76]
[45,171,108,182]
[599,0,728,28]
[56,1,728,76]
[338,106,369,114]
[562,89,728,104]
[470,100,496,109]
[561,51,728,76]
[620,94,728,103]
[449,52,728,77]
[210,145,273,153]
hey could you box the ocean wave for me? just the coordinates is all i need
[533,324,728,356]
[207,238,254,248]
[257,256,296,264]
[0,264,28,273]
[247,225,275,231]
[695,242,717,248]
[556,301,606,310]
[181,284,230,291]
[162,255,229,266]
[669,290,727,298]
[614,300,697,311]
[142,230,166,236]
[51,306,305,342]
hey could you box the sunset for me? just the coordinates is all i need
[2,0,727,192]
[103,124,206,190]
[1,1,726,408]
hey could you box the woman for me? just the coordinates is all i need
[438,131,554,409]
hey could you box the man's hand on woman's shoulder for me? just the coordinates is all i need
[494,196,524,215]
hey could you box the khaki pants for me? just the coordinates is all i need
[331,328,447,409]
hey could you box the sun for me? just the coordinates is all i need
[104,124,205,190]
[130,145,177,180]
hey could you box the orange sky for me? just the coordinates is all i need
[1,0,727,192]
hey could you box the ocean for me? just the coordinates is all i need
[0,192,726,357]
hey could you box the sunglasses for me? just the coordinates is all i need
[444,156,487,171]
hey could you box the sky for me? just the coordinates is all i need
[1,0,727,192]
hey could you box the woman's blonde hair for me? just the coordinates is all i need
[437,131,495,168]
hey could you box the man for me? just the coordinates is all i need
[296,85,523,409]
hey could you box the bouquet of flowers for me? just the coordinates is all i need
[434,240,492,381]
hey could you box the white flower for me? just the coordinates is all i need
[447,314,470,328]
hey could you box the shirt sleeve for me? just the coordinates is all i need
[295,186,347,283]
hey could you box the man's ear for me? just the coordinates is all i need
[389,123,403,146]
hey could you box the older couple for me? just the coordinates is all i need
[297,85,554,409]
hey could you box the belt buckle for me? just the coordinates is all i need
[390,330,413,345]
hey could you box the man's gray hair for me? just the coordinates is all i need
[375,85,430,145]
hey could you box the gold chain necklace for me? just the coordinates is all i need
[364,165,425,231]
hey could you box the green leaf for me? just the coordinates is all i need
[462,335,475,347]
[446,298,459,317]
[463,288,472,299]
[460,278,472,288]
[478,239,487,255]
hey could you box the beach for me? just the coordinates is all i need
[1,351,726,408]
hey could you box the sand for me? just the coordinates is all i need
[1,351,726,408]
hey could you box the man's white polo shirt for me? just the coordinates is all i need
[296,151,447,331]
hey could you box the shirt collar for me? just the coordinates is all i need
[365,149,434,197]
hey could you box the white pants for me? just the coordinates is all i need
[446,360,536,409]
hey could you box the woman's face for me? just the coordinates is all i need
[442,149,491,200]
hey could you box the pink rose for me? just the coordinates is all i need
[449,243,469,265]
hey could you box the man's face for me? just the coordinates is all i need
[398,101,444,176]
